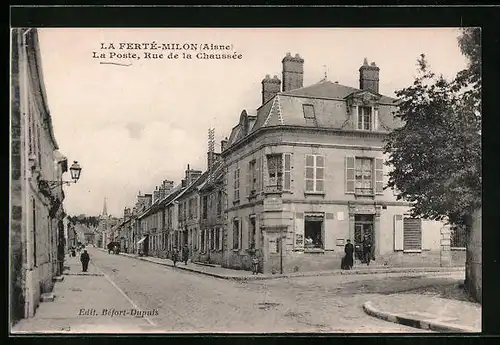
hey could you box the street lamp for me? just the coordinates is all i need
[39,161,82,190]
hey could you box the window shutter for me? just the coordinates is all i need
[262,154,268,188]
[403,217,422,251]
[245,162,250,196]
[394,214,404,251]
[255,156,261,192]
[345,156,355,193]
[374,107,379,131]
[315,155,325,192]
[283,153,292,191]
[375,158,384,194]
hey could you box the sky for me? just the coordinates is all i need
[37,28,469,217]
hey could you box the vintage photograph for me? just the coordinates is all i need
[10,27,481,334]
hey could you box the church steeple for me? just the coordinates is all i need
[102,197,108,216]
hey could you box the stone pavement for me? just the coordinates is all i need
[102,248,465,281]
[363,293,481,333]
[10,254,161,334]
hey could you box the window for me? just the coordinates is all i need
[217,191,222,215]
[233,218,240,249]
[202,195,208,219]
[249,216,256,249]
[345,157,384,195]
[357,106,372,130]
[211,229,215,250]
[303,104,316,119]
[248,160,257,193]
[215,227,220,250]
[355,158,373,195]
[233,168,240,201]
[403,217,422,251]
[201,230,205,252]
[266,153,292,191]
[304,214,324,250]
[305,155,325,193]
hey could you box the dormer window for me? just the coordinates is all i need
[357,106,372,131]
[303,104,316,119]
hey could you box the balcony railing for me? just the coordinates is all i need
[355,188,374,196]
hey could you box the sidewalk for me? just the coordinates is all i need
[363,293,481,333]
[11,255,161,334]
[104,248,465,281]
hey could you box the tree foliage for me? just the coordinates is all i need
[67,214,100,228]
[384,28,481,226]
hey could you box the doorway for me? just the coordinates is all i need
[354,214,374,260]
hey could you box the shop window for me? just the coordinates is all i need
[304,215,324,250]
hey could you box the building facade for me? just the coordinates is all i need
[196,152,226,265]
[221,53,446,274]
[11,28,68,322]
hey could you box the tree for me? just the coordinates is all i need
[384,28,481,301]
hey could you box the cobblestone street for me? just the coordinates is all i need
[63,247,466,333]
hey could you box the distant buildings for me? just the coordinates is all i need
[10,28,68,322]
[114,52,453,275]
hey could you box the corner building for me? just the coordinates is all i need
[222,53,445,274]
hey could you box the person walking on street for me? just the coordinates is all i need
[343,239,354,270]
[182,244,189,265]
[80,250,90,272]
[362,234,372,266]
[172,247,179,266]
[251,253,259,275]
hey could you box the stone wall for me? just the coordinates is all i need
[11,29,26,324]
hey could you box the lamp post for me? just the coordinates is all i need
[38,161,82,190]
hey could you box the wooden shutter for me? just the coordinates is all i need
[245,162,250,196]
[374,107,379,131]
[283,153,292,191]
[394,214,404,251]
[403,217,422,250]
[375,158,384,194]
[315,155,325,192]
[345,156,355,193]
[255,156,261,192]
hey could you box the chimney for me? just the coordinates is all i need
[162,180,174,195]
[153,187,160,203]
[181,179,186,188]
[221,137,228,152]
[261,74,281,104]
[282,52,304,92]
[359,58,380,93]
[144,193,152,207]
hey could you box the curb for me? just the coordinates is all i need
[362,301,479,333]
[113,251,463,281]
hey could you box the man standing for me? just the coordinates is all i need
[80,250,90,272]
[362,234,372,266]
[343,239,354,270]
[182,243,189,265]
[172,247,179,266]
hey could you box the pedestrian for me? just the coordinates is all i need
[71,247,76,257]
[172,247,179,266]
[343,239,354,270]
[182,244,189,265]
[251,253,259,275]
[362,234,372,266]
[80,250,90,272]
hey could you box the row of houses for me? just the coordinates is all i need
[10,28,69,323]
[104,52,464,274]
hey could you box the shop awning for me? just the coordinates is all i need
[137,236,147,245]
